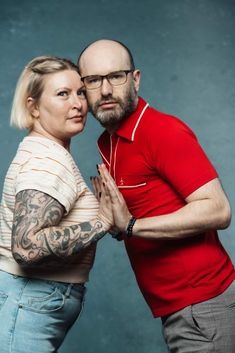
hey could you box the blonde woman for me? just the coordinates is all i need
[0,56,113,353]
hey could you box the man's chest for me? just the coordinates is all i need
[101,135,154,187]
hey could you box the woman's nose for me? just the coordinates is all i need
[72,94,83,109]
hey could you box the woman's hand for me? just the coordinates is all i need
[97,164,132,233]
[91,175,114,231]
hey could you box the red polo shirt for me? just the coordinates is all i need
[97,97,235,317]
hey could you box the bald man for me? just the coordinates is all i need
[77,39,235,353]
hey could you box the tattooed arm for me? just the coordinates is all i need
[12,189,112,267]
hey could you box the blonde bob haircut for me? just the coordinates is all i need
[10,55,79,129]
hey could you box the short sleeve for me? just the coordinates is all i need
[15,151,78,213]
[148,116,218,199]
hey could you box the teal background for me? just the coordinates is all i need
[0,1,234,352]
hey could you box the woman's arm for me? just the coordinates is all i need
[12,188,112,267]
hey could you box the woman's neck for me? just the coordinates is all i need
[29,129,71,151]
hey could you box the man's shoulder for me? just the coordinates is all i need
[141,105,193,136]
[97,100,195,143]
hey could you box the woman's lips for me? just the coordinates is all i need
[69,115,83,122]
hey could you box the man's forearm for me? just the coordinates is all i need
[133,197,231,240]
[100,167,232,241]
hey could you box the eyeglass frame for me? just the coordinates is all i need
[80,70,134,90]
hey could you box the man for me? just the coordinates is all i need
[78,39,235,352]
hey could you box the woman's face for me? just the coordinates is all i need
[30,69,88,146]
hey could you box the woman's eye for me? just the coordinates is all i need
[77,90,86,98]
[57,91,68,97]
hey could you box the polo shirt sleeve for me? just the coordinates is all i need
[15,150,78,214]
[148,115,218,199]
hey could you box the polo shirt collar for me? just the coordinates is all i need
[114,97,149,142]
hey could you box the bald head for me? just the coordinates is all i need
[77,39,140,132]
[78,39,135,77]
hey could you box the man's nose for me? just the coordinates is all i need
[101,77,113,96]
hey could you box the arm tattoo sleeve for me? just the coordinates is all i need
[12,189,106,267]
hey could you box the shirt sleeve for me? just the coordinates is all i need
[15,150,78,213]
[148,115,218,199]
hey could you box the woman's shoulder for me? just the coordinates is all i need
[20,136,70,156]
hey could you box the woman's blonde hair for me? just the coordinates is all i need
[10,56,79,129]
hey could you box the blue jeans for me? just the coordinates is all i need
[0,270,86,353]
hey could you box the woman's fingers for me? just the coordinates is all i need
[96,164,132,232]
[91,176,102,200]
[98,164,123,202]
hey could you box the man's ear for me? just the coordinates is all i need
[27,97,39,118]
[133,70,141,92]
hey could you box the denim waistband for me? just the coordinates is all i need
[0,270,86,299]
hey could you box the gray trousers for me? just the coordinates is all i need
[161,281,235,353]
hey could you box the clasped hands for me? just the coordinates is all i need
[90,164,132,239]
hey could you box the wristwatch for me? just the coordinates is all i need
[126,216,137,237]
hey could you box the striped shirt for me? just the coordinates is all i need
[0,136,99,283]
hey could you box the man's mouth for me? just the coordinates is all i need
[99,101,118,109]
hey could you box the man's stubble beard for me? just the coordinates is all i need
[88,86,138,131]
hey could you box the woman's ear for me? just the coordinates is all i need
[27,97,39,118]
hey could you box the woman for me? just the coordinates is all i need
[0,56,113,353]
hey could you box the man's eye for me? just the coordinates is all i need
[87,77,100,84]
[57,91,68,97]
[109,73,123,80]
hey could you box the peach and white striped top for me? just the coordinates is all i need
[0,136,99,283]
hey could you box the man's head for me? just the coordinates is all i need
[78,39,140,132]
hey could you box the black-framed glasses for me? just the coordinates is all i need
[81,70,134,90]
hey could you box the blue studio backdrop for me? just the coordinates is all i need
[0,1,234,352]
